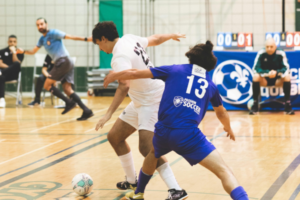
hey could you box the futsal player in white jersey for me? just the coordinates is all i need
[93,22,187,199]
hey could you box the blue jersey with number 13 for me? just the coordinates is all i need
[150,64,223,129]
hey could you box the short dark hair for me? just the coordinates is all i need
[36,17,47,23]
[8,35,17,39]
[92,21,119,43]
[185,40,217,72]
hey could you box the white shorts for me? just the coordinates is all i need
[119,101,159,132]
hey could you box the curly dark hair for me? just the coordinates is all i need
[185,40,217,72]
[92,21,119,43]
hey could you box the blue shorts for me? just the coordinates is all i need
[153,123,216,166]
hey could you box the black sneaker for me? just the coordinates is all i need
[166,189,188,200]
[28,100,40,106]
[249,103,258,115]
[61,101,76,115]
[116,177,138,190]
[77,109,94,121]
[285,103,295,115]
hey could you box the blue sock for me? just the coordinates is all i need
[135,169,152,194]
[230,186,249,200]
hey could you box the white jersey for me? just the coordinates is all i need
[111,34,165,107]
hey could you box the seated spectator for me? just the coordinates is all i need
[250,38,294,115]
[28,54,54,106]
[0,35,24,108]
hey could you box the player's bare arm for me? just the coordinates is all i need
[147,33,186,47]
[103,69,153,88]
[95,79,130,131]
[213,105,235,141]
[17,46,40,55]
[42,67,51,78]
[65,34,93,42]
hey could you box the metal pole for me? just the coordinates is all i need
[205,0,210,40]
[87,0,90,71]
[92,0,95,69]
[152,0,155,65]
[282,0,285,32]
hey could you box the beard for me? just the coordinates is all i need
[38,28,47,34]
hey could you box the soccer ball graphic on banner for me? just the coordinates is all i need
[72,173,94,196]
[212,60,253,104]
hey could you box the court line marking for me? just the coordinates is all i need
[0,140,63,166]
[261,154,300,200]
[289,184,300,200]
[0,137,109,187]
[30,108,108,132]
[0,139,6,142]
[0,133,108,178]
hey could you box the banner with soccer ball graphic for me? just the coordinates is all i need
[208,51,300,111]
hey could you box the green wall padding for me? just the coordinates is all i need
[99,0,123,68]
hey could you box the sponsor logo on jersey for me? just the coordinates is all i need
[5,52,9,56]
[47,41,51,46]
[192,65,206,78]
[173,96,201,114]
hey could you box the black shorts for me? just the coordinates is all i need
[265,75,281,86]
[49,56,74,84]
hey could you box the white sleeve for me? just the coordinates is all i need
[111,55,132,72]
[130,34,148,49]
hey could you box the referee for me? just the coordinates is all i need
[18,18,93,120]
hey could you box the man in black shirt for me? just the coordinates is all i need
[0,35,24,108]
[250,38,294,115]
[28,54,54,106]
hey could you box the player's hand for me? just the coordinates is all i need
[103,71,116,88]
[95,115,111,131]
[171,33,186,41]
[224,127,235,141]
[9,46,17,53]
[268,70,277,78]
[16,48,24,54]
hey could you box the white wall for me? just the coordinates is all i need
[123,0,295,67]
[0,0,99,67]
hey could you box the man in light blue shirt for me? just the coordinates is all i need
[18,18,93,120]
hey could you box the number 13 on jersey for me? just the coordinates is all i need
[186,75,208,99]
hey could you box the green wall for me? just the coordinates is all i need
[296,0,300,31]
[6,67,88,92]
[99,0,123,68]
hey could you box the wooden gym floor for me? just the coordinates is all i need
[0,97,300,200]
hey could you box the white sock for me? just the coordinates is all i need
[119,152,136,184]
[157,162,182,190]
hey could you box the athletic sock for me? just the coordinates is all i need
[135,169,152,194]
[119,152,136,184]
[34,77,44,102]
[49,85,71,104]
[157,162,182,190]
[283,81,291,103]
[252,81,260,104]
[70,93,88,111]
[230,186,249,200]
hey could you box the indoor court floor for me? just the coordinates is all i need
[0,97,300,200]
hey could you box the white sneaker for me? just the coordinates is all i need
[0,98,6,108]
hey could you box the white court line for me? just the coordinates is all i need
[84,120,116,133]
[0,139,6,142]
[0,140,63,166]
[30,108,108,132]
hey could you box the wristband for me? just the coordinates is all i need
[84,37,88,41]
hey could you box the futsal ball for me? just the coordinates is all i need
[247,99,254,110]
[72,173,94,196]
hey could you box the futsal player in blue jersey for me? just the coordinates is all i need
[17,18,93,120]
[104,41,249,200]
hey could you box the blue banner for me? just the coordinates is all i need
[208,51,300,110]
